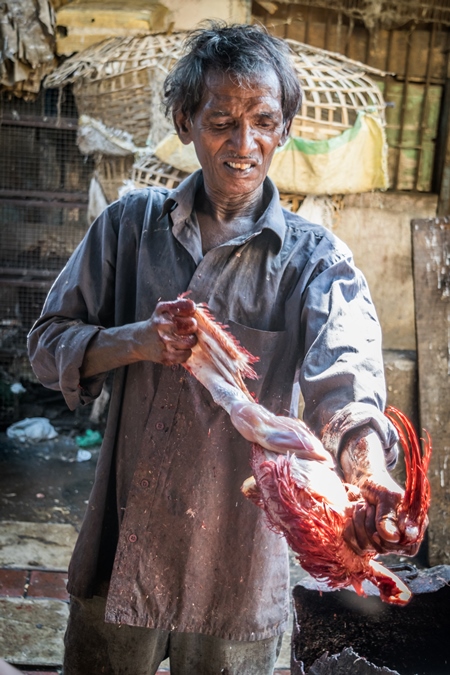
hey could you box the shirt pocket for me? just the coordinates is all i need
[226,320,290,405]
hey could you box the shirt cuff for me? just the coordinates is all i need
[78,374,107,407]
[55,324,106,410]
[320,402,399,469]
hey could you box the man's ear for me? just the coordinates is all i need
[173,110,193,146]
[278,119,293,146]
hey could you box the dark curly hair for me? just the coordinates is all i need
[163,22,302,124]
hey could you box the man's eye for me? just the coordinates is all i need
[257,119,275,129]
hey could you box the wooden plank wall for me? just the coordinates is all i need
[412,217,450,566]
[252,1,450,193]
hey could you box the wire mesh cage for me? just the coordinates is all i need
[0,87,93,424]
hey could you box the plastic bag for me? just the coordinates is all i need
[75,429,102,448]
[268,111,389,195]
[6,417,58,443]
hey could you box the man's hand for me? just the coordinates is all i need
[340,426,420,556]
[133,298,198,366]
[80,298,198,379]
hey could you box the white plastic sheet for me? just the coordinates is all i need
[6,417,58,443]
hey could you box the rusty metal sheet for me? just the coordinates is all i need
[412,216,450,566]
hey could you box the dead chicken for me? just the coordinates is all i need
[180,302,431,606]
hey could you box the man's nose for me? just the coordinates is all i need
[229,122,256,156]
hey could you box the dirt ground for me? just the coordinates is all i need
[0,432,99,528]
[0,387,101,529]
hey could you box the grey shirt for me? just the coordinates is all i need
[28,171,397,641]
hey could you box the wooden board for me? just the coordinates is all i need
[412,216,450,565]
[55,1,171,56]
[383,80,442,192]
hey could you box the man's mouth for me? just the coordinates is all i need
[225,161,254,171]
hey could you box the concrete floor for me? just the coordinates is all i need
[0,426,298,672]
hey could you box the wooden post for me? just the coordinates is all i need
[412,216,450,565]
[437,32,450,215]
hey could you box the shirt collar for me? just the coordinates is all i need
[159,169,287,254]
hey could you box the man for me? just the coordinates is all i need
[28,23,417,675]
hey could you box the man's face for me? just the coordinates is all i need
[175,68,290,198]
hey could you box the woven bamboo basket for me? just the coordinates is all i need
[45,33,387,149]
[279,193,305,212]
[287,40,387,140]
[131,154,189,190]
[45,33,187,147]
[95,155,135,202]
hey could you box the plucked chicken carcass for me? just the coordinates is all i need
[182,302,431,606]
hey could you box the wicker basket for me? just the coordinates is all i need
[45,33,187,147]
[287,40,387,140]
[95,155,135,202]
[131,154,189,190]
[45,33,387,149]
[279,193,305,212]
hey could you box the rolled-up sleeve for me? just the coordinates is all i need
[28,201,120,410]
[298,236,398,465]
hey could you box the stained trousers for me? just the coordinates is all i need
[63,595,283,675]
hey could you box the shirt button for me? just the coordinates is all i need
[155,421,165,431]
[171,364,179,371]
[140,479,149,488]
[128,534,137,543]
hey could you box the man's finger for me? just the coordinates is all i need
[161,348,193,366]
[161,333,197,350]
[173,316,198,334]
[157,298,196,317]
[344,503,380,554]
[376,504,401,543]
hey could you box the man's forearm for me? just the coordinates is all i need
[80,324,149,379]
[80,299,198,380]
[339,425,398,490]
[340,424,406,549]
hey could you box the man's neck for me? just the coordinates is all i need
[194,183,267,254]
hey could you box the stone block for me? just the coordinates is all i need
[0,597,68,666]
[0,569,27,598]
[383,349,418,429]
[0,522,77,570]
[56,1,172,56]
[28,571,69,601]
